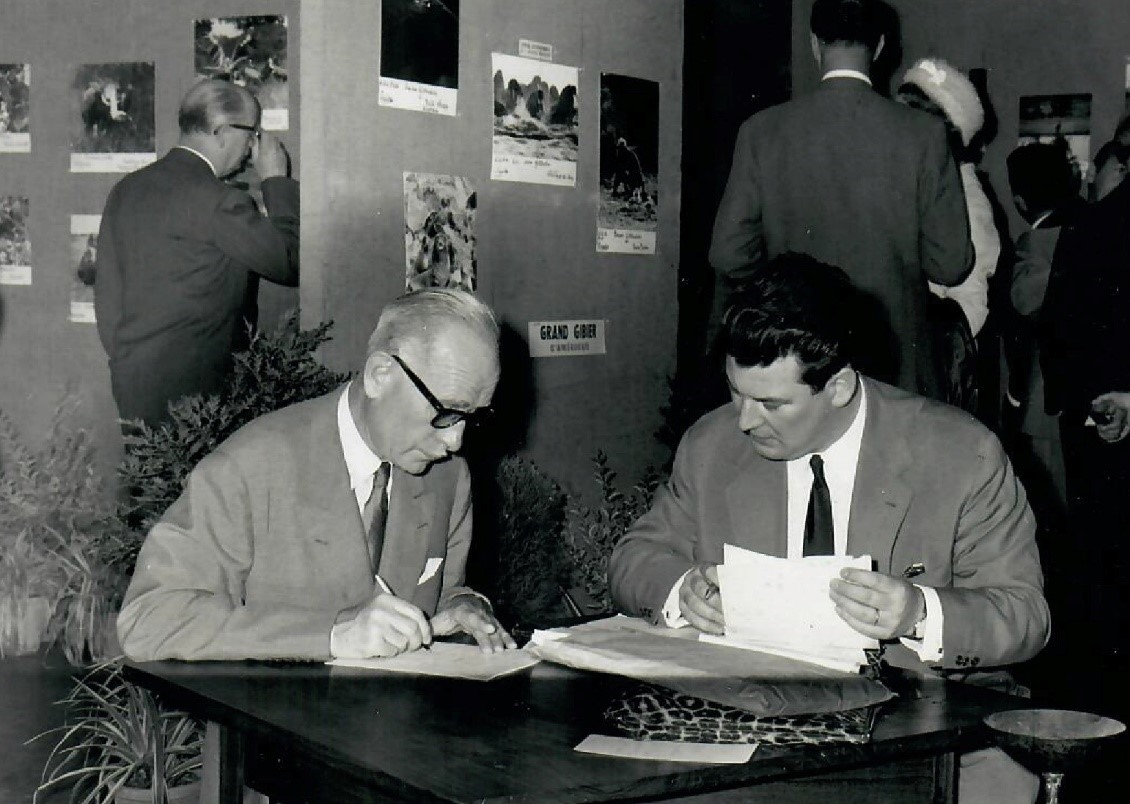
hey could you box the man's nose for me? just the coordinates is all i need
[436,421,466,453]
[737,398,764,432]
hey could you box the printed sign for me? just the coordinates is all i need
[528,319,607,358]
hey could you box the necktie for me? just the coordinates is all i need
[363,463,391,575]
[803,454,834,556]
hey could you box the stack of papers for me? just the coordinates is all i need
[328,642,540,681]
[705,544,879,672]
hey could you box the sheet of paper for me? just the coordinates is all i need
[328,643,539,681]
[574,734,756,764]
[716,544,878,671]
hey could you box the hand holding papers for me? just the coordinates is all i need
[703,544,880,673]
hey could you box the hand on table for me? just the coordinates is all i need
[330,592,432,659]
[431,594,517,653]
[830,568,924,640]
[679,563,725,635]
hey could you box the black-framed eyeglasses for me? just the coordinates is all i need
[390,353,487,429]
[227,123,261,140]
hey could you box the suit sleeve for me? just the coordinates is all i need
[934,434,1050,668]
[918,125,973,288]
[1009,230,1052,317]
[93,195,122,359]
[610,433,705,624]
[117,449,338,661]
[211,177,300,287]
[708,120,767,283]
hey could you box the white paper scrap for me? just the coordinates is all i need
[328,643,539,681]
[574,734,756,764]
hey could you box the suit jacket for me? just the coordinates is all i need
[609,378,1049,672]
[94,147,300,426]
[1006,203,1081,436]
[709,78,972,397]
[1042,180,1130,416]
[117,390,477,661]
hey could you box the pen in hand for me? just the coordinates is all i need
[375,574,431,651]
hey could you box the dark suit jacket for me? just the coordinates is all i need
[709,78,973,397]
[94,147,300,426]
[117,390,477,661]
[1042,181,1130,416]
[609,378,1049,672]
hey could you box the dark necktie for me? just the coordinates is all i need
[803,454,834,556]
[363,463,391,575]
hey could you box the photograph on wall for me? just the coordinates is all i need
[0,64,30,153]
[491,53,578,186]
[1018,93,1092,182]
[379,0,459,117]
[403,171,476,292]
[70,62,156,173]
[69,215,100,324]
[195,15,289,130]
[597,73,659,255]
[0,196,31,286]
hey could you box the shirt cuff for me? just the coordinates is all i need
[661,570,692,628]
[900,585,944,664]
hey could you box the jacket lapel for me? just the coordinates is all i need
[377,469,434,598]
[724,446,787,558]
[297,393,375,595]
[846,381,912,574]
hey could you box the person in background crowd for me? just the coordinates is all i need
[1041,133,1130,677]
[95,79,299,431]
[896,57,1002,412]
[708,0,972,400]
[611,253,1046,804]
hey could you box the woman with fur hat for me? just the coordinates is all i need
[897,58,1002,411]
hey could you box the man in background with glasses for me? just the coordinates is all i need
[95,78,299,431]
[118,287,515,662]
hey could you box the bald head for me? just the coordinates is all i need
[178,79,259,136]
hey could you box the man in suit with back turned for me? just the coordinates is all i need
[708,0,972,399]
[611,254,1046,803]
[95,78,300,430]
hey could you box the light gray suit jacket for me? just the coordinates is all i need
[609,378,1049,672]
[118,390,475,661]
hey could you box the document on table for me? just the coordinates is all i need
[702,544,879,673]
[328,642,540,681]
[574,734,756,764]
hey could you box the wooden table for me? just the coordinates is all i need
[125,658,1028,804]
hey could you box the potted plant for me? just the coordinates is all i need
[30,657,204,804]
[0,402,116,659]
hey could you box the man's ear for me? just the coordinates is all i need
[362,351,395,398]
[827,366,859,408]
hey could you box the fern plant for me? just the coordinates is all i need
[563,452,662,615]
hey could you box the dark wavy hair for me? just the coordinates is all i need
[810,0,882,51]
[720,253,860,390]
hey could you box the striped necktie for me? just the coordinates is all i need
[363,463,391,575]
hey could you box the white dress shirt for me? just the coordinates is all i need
[822,68,872,86]
[336,384,391,515]
[663,382,944,663]
[173,144,218,176]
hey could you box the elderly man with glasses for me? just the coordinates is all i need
[95,78,299,432]
[118,287,515,663]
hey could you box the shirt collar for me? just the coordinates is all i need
[822,69,872,87]
[1031,209,1054,230]
[337,382,384,492]
[791,376,868,472]
[173,145,218,176]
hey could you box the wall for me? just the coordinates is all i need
[301,0,684,495]
[0,0,298,478]
[791,0,1130,238]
